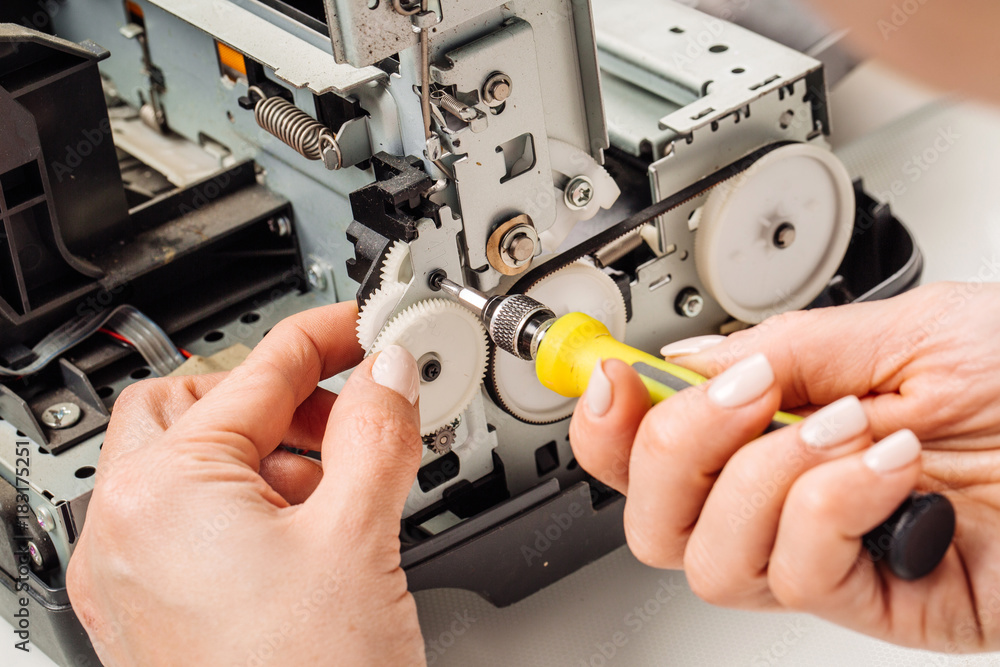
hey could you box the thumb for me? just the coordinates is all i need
[305,345,422,534]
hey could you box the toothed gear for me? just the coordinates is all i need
[490,261,627,424]
[380,241,414,287]
[356,282,408,351]
[423,424,457,455]
[374,299,489,435]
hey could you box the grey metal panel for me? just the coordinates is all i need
[147,0,385,96]
[47,0,150,110]
[323,0,508,67]
[592,0,821,137]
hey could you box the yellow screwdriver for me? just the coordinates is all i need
[428,270,955,581]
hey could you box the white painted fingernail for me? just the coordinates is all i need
[660,335,727,357]
[800,396,869,449]
[372,345,420,406]
[585,359,612,417]
[707,353,774,408]
[864,429,921,473]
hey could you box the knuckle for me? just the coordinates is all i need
[623,509,678,569]
[683,560,727,606]
[682,539,753,607]
[634,393,699,463]
[112,379,159,413]
[791,483,835,523]
[766,562,813,611]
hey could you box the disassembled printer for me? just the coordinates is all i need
[0,1,921,663]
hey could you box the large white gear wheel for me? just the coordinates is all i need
[694,143,855,324]
[380,241,414,287]
[356,282,408,351]
[373,299,489,435]
[491,261,628,424]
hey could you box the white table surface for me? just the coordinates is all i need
[5,64,1000,666]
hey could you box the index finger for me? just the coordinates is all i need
[163,301,364,466]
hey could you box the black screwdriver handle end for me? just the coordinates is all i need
[863,492,955,581]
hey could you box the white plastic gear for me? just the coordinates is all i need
[356,282,408,351]
[694,143,855,324]
[380,241,414,287]
[491,260,628,424]
[373,299,489,435]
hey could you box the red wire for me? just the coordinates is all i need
[99,328,192,359]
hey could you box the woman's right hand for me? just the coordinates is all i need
[569,282,1000,652]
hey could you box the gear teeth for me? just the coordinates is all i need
[489,261,627,424]
[380,240,414,287]
[373,299,489,435]
[356,282,408,351]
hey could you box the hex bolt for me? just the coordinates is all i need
[36,506,56,533]
[306,262,327,291]
[482,72,513,105]
[508,234,535,263]
[41,402,82,430]
[675,288,705,318]
[773,222,796,249]
[27,541,43,568]
[564,176,595,210]
[500,225,538,268]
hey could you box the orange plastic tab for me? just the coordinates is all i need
[216,41,247,78]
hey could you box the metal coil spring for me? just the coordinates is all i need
[249,86,341,169]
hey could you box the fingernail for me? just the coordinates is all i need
[799,396,869,449]
[585,359,612,417]
[660,335,727,357]
[372,345,420,406]
[707,353,774,408]
[864,429,921,473]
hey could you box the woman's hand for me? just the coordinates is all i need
[67,302,428,666]
[569,281,1000,653]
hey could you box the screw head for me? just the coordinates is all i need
[306,263,327,291]
[36,506,56,533]
[421,359,442,383]
[564,176,595,210]
[27,541,43,568]
[676,289,705,318]
[483,72,513,105]
[773,222,796,249]
[41,402,82,430]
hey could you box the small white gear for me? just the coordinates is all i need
[490,260,628,424]
[380,241,414,287]
[356,282,407,351]
[373,299,489,435]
